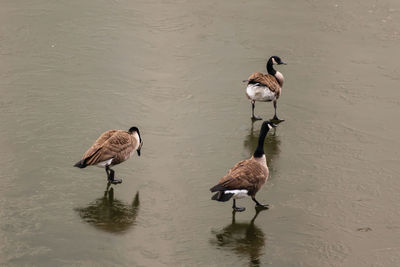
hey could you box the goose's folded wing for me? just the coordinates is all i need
[211,160,265,192]
[106,132,137,163]
[82,131,133,165]
[248,72,280,92]
[82,130,118,159]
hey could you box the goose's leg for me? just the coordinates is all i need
[251,101,262,121]
[104,167,113,192]
[106,166,122,184]
[272,100,284,123]
[105,166,111,179]
[109,169,122,184]
[251,196,269,209]
[231,210,236,224]
[105,181,112,194]
[232,199,246,212]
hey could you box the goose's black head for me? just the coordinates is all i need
[128,126,139,134]
[266,56,286,75]
[128,126,143,156]
[269,56,286,65]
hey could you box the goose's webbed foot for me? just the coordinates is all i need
[106,167,123,185]
[251,115,263,121]
[232,199,246,212]
[271,115,285,124]
[252,197,269,210]
[110,178,122,184]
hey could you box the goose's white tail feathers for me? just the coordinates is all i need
[224,189,248,199]
[246,84,276,102]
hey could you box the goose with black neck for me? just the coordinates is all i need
[74,126,143,185]
[210,120,276,212]
[244,56,286,122]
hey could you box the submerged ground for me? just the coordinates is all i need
[1,0,400,266]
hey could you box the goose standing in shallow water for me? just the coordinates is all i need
[74,126,143,185]
[210,121,276,212]
[245,56,286,122]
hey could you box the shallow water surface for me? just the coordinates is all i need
[1,0,400,266]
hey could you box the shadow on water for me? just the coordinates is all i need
[210,209,267,267]
[75,188,140,234]
[243,121,281,174]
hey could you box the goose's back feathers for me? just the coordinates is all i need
[211,159,269,196]
[81,130,139,166]
[82,130,117,159]
[248,72,281,95]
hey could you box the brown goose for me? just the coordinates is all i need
[74,126,143,184]
[210,121,275,212]
[245,56,286,122]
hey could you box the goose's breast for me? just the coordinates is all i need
[246,84,276,102]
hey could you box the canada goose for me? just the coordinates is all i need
[244,56,286,122]
[210,121,275,212]
[74,126,143,185]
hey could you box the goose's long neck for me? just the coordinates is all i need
[253,123,270,158]
[266,58,276,76]
[267,58,284,86]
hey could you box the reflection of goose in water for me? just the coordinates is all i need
[243,122,281,176]
[210,209,266,267]
[75,188,139,234]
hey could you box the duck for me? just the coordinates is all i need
[210,120,275,212]
[74,126,143,185]
[244,56,286,122]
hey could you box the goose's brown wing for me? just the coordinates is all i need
[82,130,135,166]
[82,130,117,159]
[105,132,137,165]
[211,159,267,195]
[248,72,280,93]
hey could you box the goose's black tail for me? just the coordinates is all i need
[74,159,87,168]
[210,184,233,202]
[211,191,234,202]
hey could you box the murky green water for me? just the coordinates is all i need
[1,0,400,266]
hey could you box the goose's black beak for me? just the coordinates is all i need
[271,122,278,128]
[279,62,287,65]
